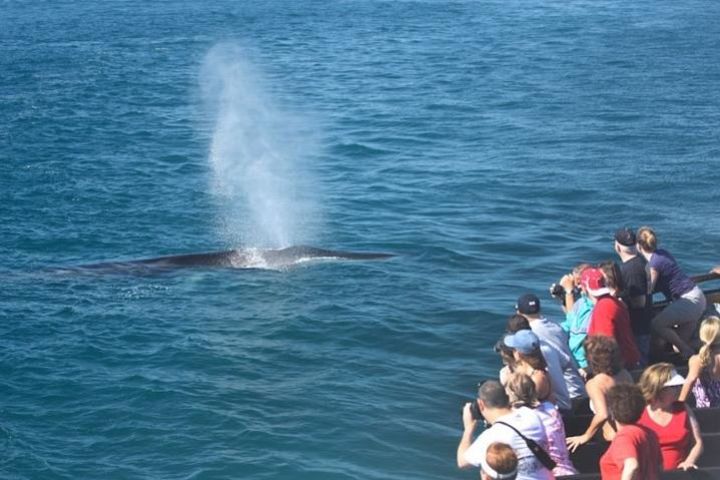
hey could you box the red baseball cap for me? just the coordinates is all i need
[581,268,611,297]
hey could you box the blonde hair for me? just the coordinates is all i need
[699,316,720,368]
[638,362,674,402]
[505,372,539,408]
[636,226,657,253]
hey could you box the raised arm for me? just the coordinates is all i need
[680,355,702,403]
[560,274,576,314]
[456,403,477,469]
[567,379,606,451]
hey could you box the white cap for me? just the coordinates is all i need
[663,370,685,387]
[481,457,517,480]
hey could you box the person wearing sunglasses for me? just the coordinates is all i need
[637,363,703,471]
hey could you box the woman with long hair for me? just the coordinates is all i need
[680,316,720,407]
[636,226,706,358]
[502,330,554,404]
[505,372,578,476]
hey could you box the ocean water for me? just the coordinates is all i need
[2,1,720,478]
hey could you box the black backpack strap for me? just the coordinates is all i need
[495,420,528,441]
[495,420,557,470]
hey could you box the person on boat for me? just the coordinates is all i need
[598,260,624,297]
[505,372,578,476]
[557,263,594,375]
[680,316,720,407]
[502,330,555,405]
[515,294,586,412]
[582,268,641,368]
[637,363,703,471]
[506,313,531,334]
[458,380,554,480]
[613,228,652,366]
[636,226,706,359]
[566,335,633,452]
[600,383,661,480]
[481,442,518,480]
[496,336,518,387]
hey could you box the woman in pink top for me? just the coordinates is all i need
[637,363,703,470]
[505,372,578,476]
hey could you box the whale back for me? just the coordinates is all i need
[67,246,393,274]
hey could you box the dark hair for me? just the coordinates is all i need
[478,380,510,409]
[516,347,547,371]
[598,260,624,293]
[607,383,645,424]
[506,314,530,333]
[584,335,622,376]
[495,337,517,369]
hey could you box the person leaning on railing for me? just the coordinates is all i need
[636,226,706,359]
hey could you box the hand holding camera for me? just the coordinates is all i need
[461,400,480,431]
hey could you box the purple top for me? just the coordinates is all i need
[648,249,695,300]
[692,369,720,408]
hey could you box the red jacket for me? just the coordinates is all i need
[588,295,641,367]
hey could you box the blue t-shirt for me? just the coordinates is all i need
[648,249,695,300]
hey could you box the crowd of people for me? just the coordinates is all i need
[456,226,720,479]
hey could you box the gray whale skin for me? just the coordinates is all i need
[75,245,394,273]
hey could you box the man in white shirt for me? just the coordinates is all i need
[457,380,554,480]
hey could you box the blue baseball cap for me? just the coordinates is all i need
[503,329,540,354]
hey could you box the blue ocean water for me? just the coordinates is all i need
[2,1,720,478]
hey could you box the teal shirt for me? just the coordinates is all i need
[559,294,593,369]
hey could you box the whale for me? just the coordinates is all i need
[64,245,394,274]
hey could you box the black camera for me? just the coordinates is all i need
[469,399,482,421]
[550,283,566,298]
